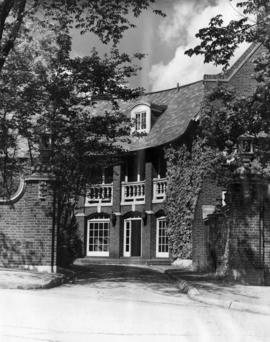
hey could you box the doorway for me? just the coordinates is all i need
[123,218,142,257]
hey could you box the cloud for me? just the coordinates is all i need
[158,0,219,45]
[150,0,249,91]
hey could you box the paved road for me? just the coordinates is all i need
[0,265,269,342]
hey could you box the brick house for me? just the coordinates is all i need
[74,80,204,265]
[74,43,264,267]
[0,42,267,274]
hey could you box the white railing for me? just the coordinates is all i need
[153,178,167,202]
[85,183,113,206]
[121,181,145,204]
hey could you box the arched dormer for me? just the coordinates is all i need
[130,102,151,134]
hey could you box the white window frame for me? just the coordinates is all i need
[123,218,142,257]
[131,104,151,134]
[156,217,169,258]
[135,111,147,131]
[87,218,110,257]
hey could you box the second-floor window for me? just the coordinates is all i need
[135,111,147,131]
[131,104,150,134]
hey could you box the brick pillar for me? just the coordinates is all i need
[0,167,56,272]
[145,161,153,211]
[75,194,86,257]
[76,214,86,257]
[110,164,122,258]
[141,161,153,259]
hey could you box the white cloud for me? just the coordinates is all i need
[150,0,250,91]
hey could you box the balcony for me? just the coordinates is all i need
[153,178,167,203]
[121,180,145,204]
[85,178,167,207]
[85,183,113,206]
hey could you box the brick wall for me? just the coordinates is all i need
[207,181,269,285]
[192,181,223,271]
[0,176,56,272]
[75,159,167,260]
[193,44,266,273]
[229,45,263,97]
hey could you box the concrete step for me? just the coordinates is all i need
[73,257,171,266]
[147,258,172,266]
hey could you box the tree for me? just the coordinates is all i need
[165,1,270,268]
[185,0,270,174]
[0,2,164,264]
[0,0,164,73]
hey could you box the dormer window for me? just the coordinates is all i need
[135,111,147,131]
[131,103,151,134]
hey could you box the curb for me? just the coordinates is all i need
[0,267,77,290]
[165,271,270,316]
[0,273,65,290]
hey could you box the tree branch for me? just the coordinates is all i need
[0,0,27,72]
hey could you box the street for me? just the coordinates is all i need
[0,265,269,342]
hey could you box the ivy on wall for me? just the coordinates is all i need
[165,138,218,259]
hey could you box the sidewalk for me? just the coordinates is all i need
[0,268,66,289]
[163,268,270,316]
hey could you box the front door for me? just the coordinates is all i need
[124,219,142,257]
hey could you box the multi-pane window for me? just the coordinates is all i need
[156,218,169,257]
[135,111,147,131]
[141,111,146,129]
[124,220,131,256]
[87,219,110,256]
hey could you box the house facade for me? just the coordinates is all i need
[74,42,266,271]
[0,42,266,274]
[75,81,204,264]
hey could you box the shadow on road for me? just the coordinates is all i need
[167,270,261,302]
[67,265,182,297]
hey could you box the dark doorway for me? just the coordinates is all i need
[131,219,141,257]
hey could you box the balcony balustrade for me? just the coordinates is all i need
[153,178,167,202]
[85,183,113,206]
[85,178,167,207]
[121,180,145,204]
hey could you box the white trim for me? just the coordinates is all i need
[87,218,110,257]
[85,183,113,207]
[21,265,56,273]
[0,178,25,204]
[131,104,151,134]
[123,219,131,257]
[75,213,85,217]
[123,218,142,257]
[156,217,169,258]
[222,191,227,207]
[25,176,54,181]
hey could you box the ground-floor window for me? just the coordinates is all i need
[87,219,110,256]
[156,217,169,258]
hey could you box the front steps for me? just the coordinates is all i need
[74,257,171,267]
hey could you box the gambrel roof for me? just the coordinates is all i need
[127,81,204,151]
[15,43,262,156]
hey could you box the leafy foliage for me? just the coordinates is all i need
[0,2,162,263]
[185,0,270,70]
[167,1,270,264]
[165,139,218,258]
[0,0,164,72]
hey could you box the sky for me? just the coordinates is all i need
[71,0,253,92]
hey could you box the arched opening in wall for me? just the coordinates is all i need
[86,213,110,257]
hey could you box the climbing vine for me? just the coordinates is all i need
[165,138,219,258]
